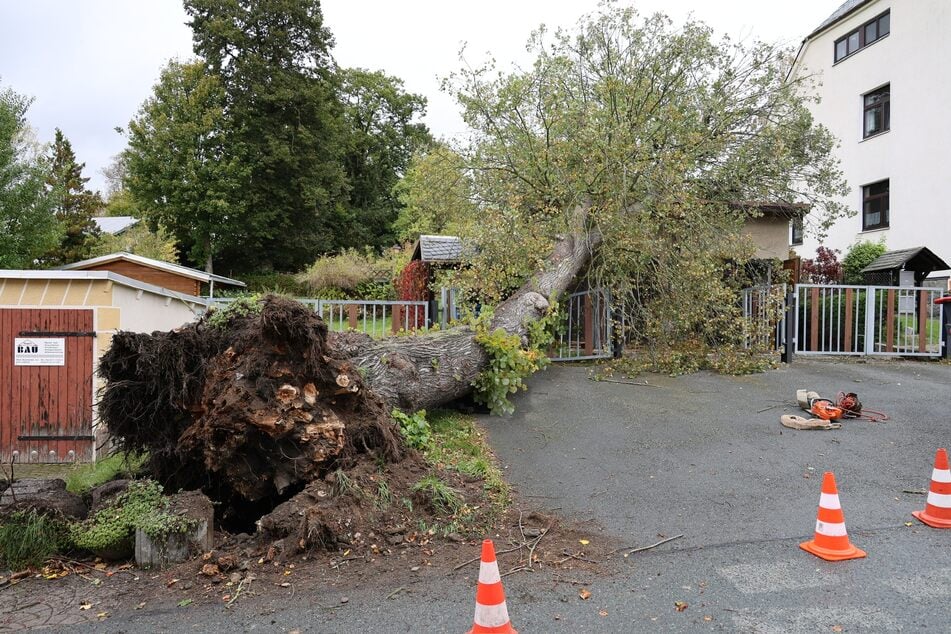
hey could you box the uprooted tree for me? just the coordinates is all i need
[100,6,848,548]
[100,224,595,546]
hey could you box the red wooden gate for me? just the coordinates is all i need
[0,308,95,463]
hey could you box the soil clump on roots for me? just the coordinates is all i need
[99,296,426,550]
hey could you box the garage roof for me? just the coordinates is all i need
[59,252,245,288]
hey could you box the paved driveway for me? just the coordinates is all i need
[70,359,951,632]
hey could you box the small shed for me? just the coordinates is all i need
[410,235,465,265]
[860,247,950,286]
[59,252,245,297]
[0,270,208,464]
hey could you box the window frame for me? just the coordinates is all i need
[834,10,891,63]
[861,179,890,231]
[791,217,804,246]
[863,84,890,139]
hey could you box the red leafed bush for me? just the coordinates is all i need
[396,260,430,329]
[800,247,843,284]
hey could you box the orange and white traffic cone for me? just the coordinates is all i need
[912,448,951,529]
[466,539,517,634]
[799,471,867,562]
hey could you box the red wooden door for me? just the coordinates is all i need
[0,308,95,463]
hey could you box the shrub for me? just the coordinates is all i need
[843,240,887,284]
[297,248,407,297]
[800,246,843,284]
[0,510,70,570]
[240,272,311,296]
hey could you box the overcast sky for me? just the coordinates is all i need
[0,0,840,194]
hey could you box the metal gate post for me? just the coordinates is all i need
[781,290,795,364]
[939,295,951,359]
[864,287,877,355]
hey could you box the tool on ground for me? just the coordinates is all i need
[795,389,844,420]
[467,539,517,634]
[912,448,951,529]
[836,392,862,417]
[800,471,867,562]
[780,415,841,430]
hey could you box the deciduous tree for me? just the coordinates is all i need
[124,60,247,272]
[439,6,849,346]
[0,85,61,268]
[338,68,431,249]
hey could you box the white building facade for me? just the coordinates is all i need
[791,0,950,277]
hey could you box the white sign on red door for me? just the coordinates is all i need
[14,338,66,366]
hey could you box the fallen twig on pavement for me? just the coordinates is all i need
[621,534,684,556]
[589,377,662,388]
[386,586,408,600]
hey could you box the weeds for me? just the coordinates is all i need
[331,469,366,499]
[65,452,147,494]
[374,477,392,510]
[392,408,432,450]
[412,475,464,516]
[0,510,70,570]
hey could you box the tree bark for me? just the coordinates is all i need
[334,225,600,412]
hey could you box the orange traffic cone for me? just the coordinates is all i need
[799,472,867,561]
[912,448,951,528]
[466,539,517,634]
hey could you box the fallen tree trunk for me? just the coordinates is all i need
[336,227,601,411]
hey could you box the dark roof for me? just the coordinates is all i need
[861,247,950,273]
[411,235,464,262]
[730,201,809,218]
[807,0,876,40]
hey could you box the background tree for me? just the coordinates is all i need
[90,222,179,262]
[124,60,248,272]
[393,143,478,242]
[0,84,61,268]
[184,0,347,272]
[436,7,849,347]
[842,240,886,284]
[42,129,102,264]
[337,68,431,249]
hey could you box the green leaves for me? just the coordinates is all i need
[440,5,848,353]
[0,84,62,268]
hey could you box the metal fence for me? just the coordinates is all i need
[549,289,613,361]
[210,298,429,337]
[795,284,943,357]
[740,284,787,352]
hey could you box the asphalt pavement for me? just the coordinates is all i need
[69,359,950,632]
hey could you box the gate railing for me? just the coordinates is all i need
[795,284,943,356]
[549,289,613,361]
[210,298,429,337]
[740,284,787,351]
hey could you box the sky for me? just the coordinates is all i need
[0,0,841,194]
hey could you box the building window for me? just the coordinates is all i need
[863,84,890,138]
[862,179,889,231]
[834,10,890,62]
[791,217,804,245]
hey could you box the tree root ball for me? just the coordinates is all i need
[98,296,406,534]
